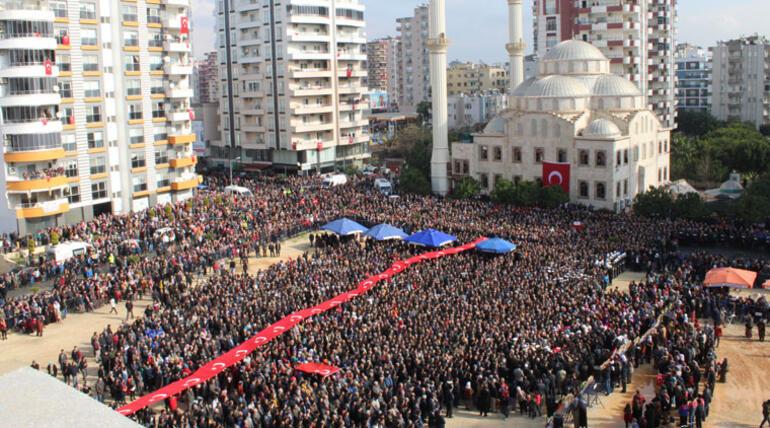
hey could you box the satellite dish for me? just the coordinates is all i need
[55,111,63,118]
[53,85,60,92]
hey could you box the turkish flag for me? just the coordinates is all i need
[346,65,352,78]
[295,362,340,377]
[316,142,323,151]
[180,16,189,34]
[44,59,52,75]
[542,161,570,193]
[187,108,195,120]
[62,34,70,45]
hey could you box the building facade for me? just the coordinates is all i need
[396,4,429,113]
[0,0,198,234]
[213,0,370,173]
[365,37,399,110]
[451,41,670,212]
[196,51,218,104]
[711,35,770,128]
[674,43,710,112]
[533,0,677,129]
[447,62,508,96]
[447,92,507,130]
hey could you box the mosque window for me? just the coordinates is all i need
[512,147,522,163]
[579,150,589,166]
[596,182,607,200]
[535,148,544,164]
[579,181,589,198]
[595,151,607,167]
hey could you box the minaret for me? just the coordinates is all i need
[428,0,450,196]
[506,0,526,98]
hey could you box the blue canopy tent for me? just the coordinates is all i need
[365,224,408,241]
[320,218,368,236]
[475,238,517,254]
[405,229,456,248]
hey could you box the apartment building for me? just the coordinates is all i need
[196,51,218,104]
[213,0,370,173]
[365,36,399,109]
[447,92,507,129]
[711,35,770,128]
[447,62,508,96]
[0,0,198,234]
[396,4,429,113]
[533,0,677,129]
[674,43,710,112]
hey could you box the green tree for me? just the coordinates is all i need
[393,125,432,176]
[490,178,516,204]
[672,192,707,220]
[416,101,431,124]
[759,124,770,137]
[735,194,770,223]
[706,123,770,176]
[633,187,674,218]
[453,176,481,199]
[513,181,540,206]
[399,167,431,195]
[675,110,721,137]
[539,185,570,209]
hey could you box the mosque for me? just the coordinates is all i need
[426,1,670,211]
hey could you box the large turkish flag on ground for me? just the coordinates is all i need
[542,161,570,193]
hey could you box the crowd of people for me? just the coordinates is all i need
[1,174,768,428]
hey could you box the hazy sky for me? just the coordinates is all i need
[192,0,770,62]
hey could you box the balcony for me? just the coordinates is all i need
[288,68,332,78]
[163,0,189,5]
[164,40,191,53]
[168,110,192,122]
[169,155,196,168]
[287,51,332,61]
[165,63,193,75]
[16,198,69,219]
[338,84,365,95]
[7,174,68,193]
[2,120,63,138]
[0,34,57,51]
[166,87,193,98]
[170,175,201,191]
[168,133,195,145]
[287,32,330,43]
[0,63,59,79]
[291,121,335,133]
[292,104,334,114]
[289,85,333,97]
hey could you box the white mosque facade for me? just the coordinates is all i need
[450,40,671,212]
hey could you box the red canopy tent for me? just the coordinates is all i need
[703,267,757,289]
[762,279,770,289]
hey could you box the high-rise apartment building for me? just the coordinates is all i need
[711,35,770,128]
[214,0,370,173]
[0,0,198,234]
[447,62,508,96]
[365,36,400,110]
[674,43,710,112]
[532,0,677,129]
[396,4,429,113]
[196,51,218,104]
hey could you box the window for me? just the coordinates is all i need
[541,119,548,138]
[595,182,606,200]
[493,146,502,161]
[65,160,78,177]
[616,182,622,198]
[128,103,142,120]
[122,5,137,22]
[84,80,100,98]
[558,149,567,163]
[152,101,165,118]
[83,55,99,72]
[150,79,164,95]
[534,148,544,164]
[479,145,488,161]
[66,184,80,203]
[124,55,140,72]
[130,152,146,168]
[148,32,162,48]
[79,2,96,20]
[56,54,71,72]
[89,156,105,174]
[59,80,72,98]
[623,149,628,165]
[128,128,144,145]
[132,176,147,193]
[623,179,628,196]
[91,181,107,199]
[512,147,522,163]
[153,127,167,142]
[61,106,74,124]
[579,181,589,198]
[81,29,97,46]
[155,150,168,165]
[51,1,67,18]
[149,56,163,71]
[146,7,161,25]
[531,119,538,136]
[87,131,104,149]
[156,175,170,188]
[579,150,589,166]
[595,150,606,167]
[126,80,141,96]
[616,150,622,166]
[86,105,101,123]
[123,31,138,47]
[480,173,489,189]
[546,17,557,32]
[62,134,76,152]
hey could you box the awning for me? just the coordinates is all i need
[475,238,516,254]
[320,218,368,236]
[405,229,456,248]
[364,223,408,241]
[704,267,757,289]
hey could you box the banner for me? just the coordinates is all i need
[542,161,570,194]
[116,237,487,416]
[295,362,340,377]
[180,16,189,34]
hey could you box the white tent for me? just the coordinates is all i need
[0,367,141,428]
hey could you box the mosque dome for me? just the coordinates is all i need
[483,116,506,134]
[511,77,537,97]
[524,75,590,98]
[583,118,622,138]
[592,74,642,97]
[542,40,608,62]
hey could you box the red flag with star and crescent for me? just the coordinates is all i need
[542,161,570,193]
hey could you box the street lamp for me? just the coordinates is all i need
[229,155,241,185]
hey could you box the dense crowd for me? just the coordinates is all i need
[1,175,769,427]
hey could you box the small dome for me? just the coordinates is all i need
[524,75,590,98]
[584,119,622,138]
[592,74,641,97]
[483,116,506,134]
[511,77,537,97]
[542,40,607,62]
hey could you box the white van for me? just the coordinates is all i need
[224,185,253,196]
[322,174,348,188]
[46,241,95,265]
[374,178,393,196]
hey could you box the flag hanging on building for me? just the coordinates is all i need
[542,161,570,194]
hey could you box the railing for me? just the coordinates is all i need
[0,1,43,11]
[0,32,55,39]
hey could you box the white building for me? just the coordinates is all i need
[711,35,770,128]
[0,0,198,234]
[448,92,507,130]
[213,0,370,173]
[674,44,711,112]
[451,41,671,211]
[396,4,430,113]
[533,0,677,130]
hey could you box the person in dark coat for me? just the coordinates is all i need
[478,385,491,417]
[442,381,454,418]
